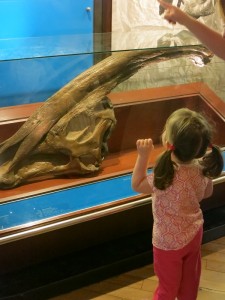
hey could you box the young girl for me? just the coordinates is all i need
[132,108,223,300]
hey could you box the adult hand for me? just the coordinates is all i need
[158,0,187,25]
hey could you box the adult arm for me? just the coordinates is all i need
[158,0,225,60]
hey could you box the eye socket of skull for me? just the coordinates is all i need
[102,96,114,109]
[101,125,112,158]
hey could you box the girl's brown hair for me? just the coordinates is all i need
[154,108,224,190]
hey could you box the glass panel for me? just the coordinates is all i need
[0,31,212,107]
[0,173,139,230]
[0,152,224,231]
[0,31,202,62]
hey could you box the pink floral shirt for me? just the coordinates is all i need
[147,161,213,250]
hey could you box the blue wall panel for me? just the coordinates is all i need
[0,0,93,38]
[0,0,94,107]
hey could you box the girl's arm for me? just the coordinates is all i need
[203,179,213,199]
[158,0,225,60]
[131,139,154,194]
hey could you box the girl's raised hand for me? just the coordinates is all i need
[136,139,154,157]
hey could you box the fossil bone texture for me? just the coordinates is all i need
[0,46,212,189]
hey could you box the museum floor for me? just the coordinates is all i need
[48,236,225,300]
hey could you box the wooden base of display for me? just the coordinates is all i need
[0,82,225,283]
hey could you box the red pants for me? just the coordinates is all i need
[152,226,203,300]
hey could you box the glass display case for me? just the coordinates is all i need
[0,29,225,297]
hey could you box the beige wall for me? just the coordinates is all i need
[111,0,225,101]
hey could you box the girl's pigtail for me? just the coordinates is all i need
[154,150,175,190]
[202,145,224,178]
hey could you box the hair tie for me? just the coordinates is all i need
[168,144,175,151]
[209,143,213,149]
